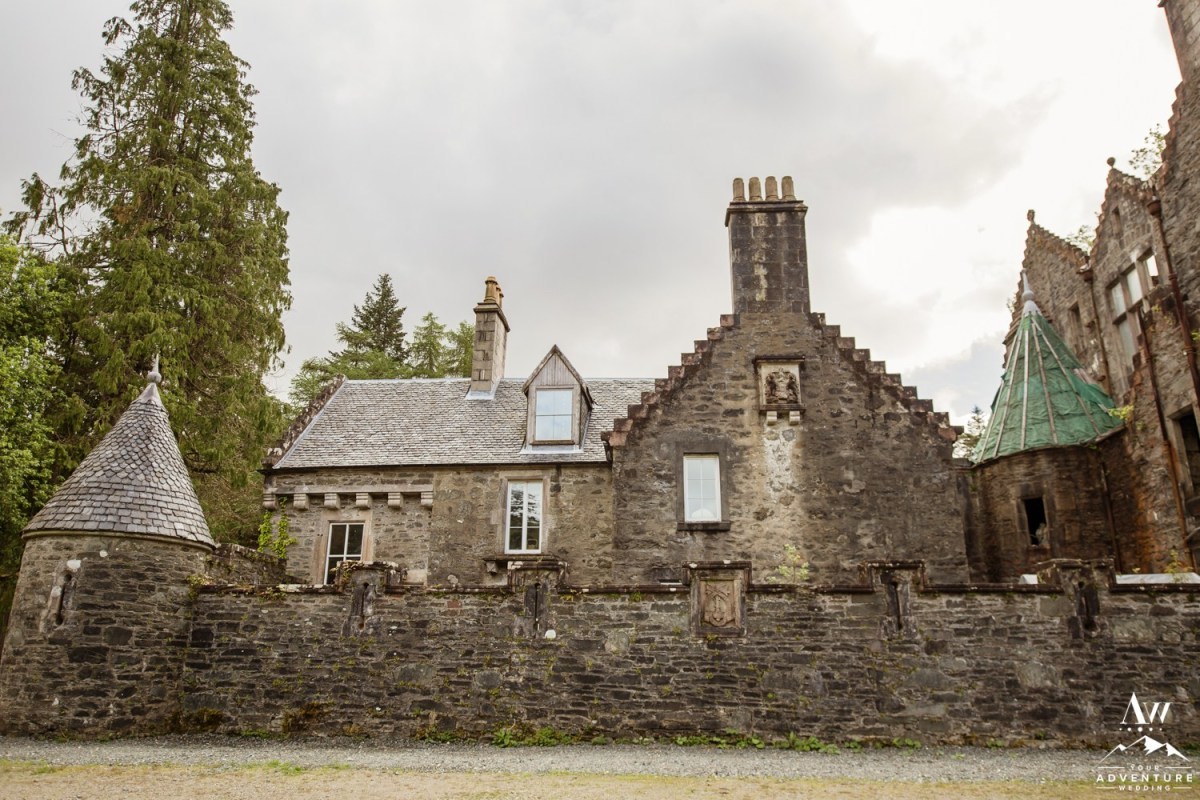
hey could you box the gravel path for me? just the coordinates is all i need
[0,736,1109,783]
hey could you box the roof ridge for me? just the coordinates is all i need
[265,375,346,467]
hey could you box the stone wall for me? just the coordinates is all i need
[268,464,614,586]
[206,543,287,586]
[967,446,1118,581]
[178,561,1200,744]
[0,534,210,735]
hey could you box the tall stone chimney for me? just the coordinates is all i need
[1163,0,1200,86]
[469,276,509,397]
[725,175,810,316]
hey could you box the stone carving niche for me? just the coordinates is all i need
[755,357,804,424]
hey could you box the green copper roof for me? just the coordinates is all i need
[972,280,1122,463]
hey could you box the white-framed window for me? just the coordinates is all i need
[325,522,365,584]
[506,481,543,554]
[534,388,573,442]
[683,455,721,522]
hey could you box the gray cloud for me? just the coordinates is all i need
[0,2,1146,420]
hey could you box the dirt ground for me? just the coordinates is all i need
[0,762,1099,800]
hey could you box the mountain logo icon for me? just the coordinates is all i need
[1102,735,1191,762]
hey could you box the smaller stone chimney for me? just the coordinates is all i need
[726,175,810,316]
[469,276,510,397]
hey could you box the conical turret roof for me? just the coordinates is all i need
[24,375,213,546]
[972,278,1122,463]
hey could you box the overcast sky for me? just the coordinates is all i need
[0,2,1183,421]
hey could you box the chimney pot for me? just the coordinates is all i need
[725,175,809,315]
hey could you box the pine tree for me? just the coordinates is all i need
[954,405,989,459]
[336,273,406,362]
[407,312,450,378]
[446,321,474,378]
[288,273,409,407]
[6,0,291,542]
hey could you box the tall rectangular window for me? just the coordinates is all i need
[534,388,573,442]
[684,455,721,522]
[326,522,364,584]
[1109,265,1145,366]
[506,481,543,553]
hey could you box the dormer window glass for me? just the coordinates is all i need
[534,388,573,442]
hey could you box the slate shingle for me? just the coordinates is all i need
[274,377,655,469]
[24,382,213,545]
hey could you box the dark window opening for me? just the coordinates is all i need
[1023,497,1048,546]
[1067,304,1084,354]
[1178,412,1200,494]
[54,572,73,626]
[886,579,903,633]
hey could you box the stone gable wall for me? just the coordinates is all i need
[611,312,968,585]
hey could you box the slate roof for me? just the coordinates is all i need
[973,286,1122,464]
[273,377,655,469]
[24,382,214,545]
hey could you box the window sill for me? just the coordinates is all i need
[677,521,731,532]
[485,554,564,574]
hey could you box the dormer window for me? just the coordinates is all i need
[534,388,574,442]
[522,345,593,449]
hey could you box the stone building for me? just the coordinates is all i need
[1,1,1199,745]
[260,176,966,591]
[966,0,1200,580]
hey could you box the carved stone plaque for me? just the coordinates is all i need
[701,580,737,627]
[689,564,747,636]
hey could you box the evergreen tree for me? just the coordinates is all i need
[6,0,291,543]
[407,312,450,378]
[336,273,406,362]
[446,321,474,378]
[954,405,988,459]
[288,276,471,406]
[288,349,407,408]
[0,239,63,564]
[288,273,409,407]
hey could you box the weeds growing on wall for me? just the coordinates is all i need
[257,498,295,560]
